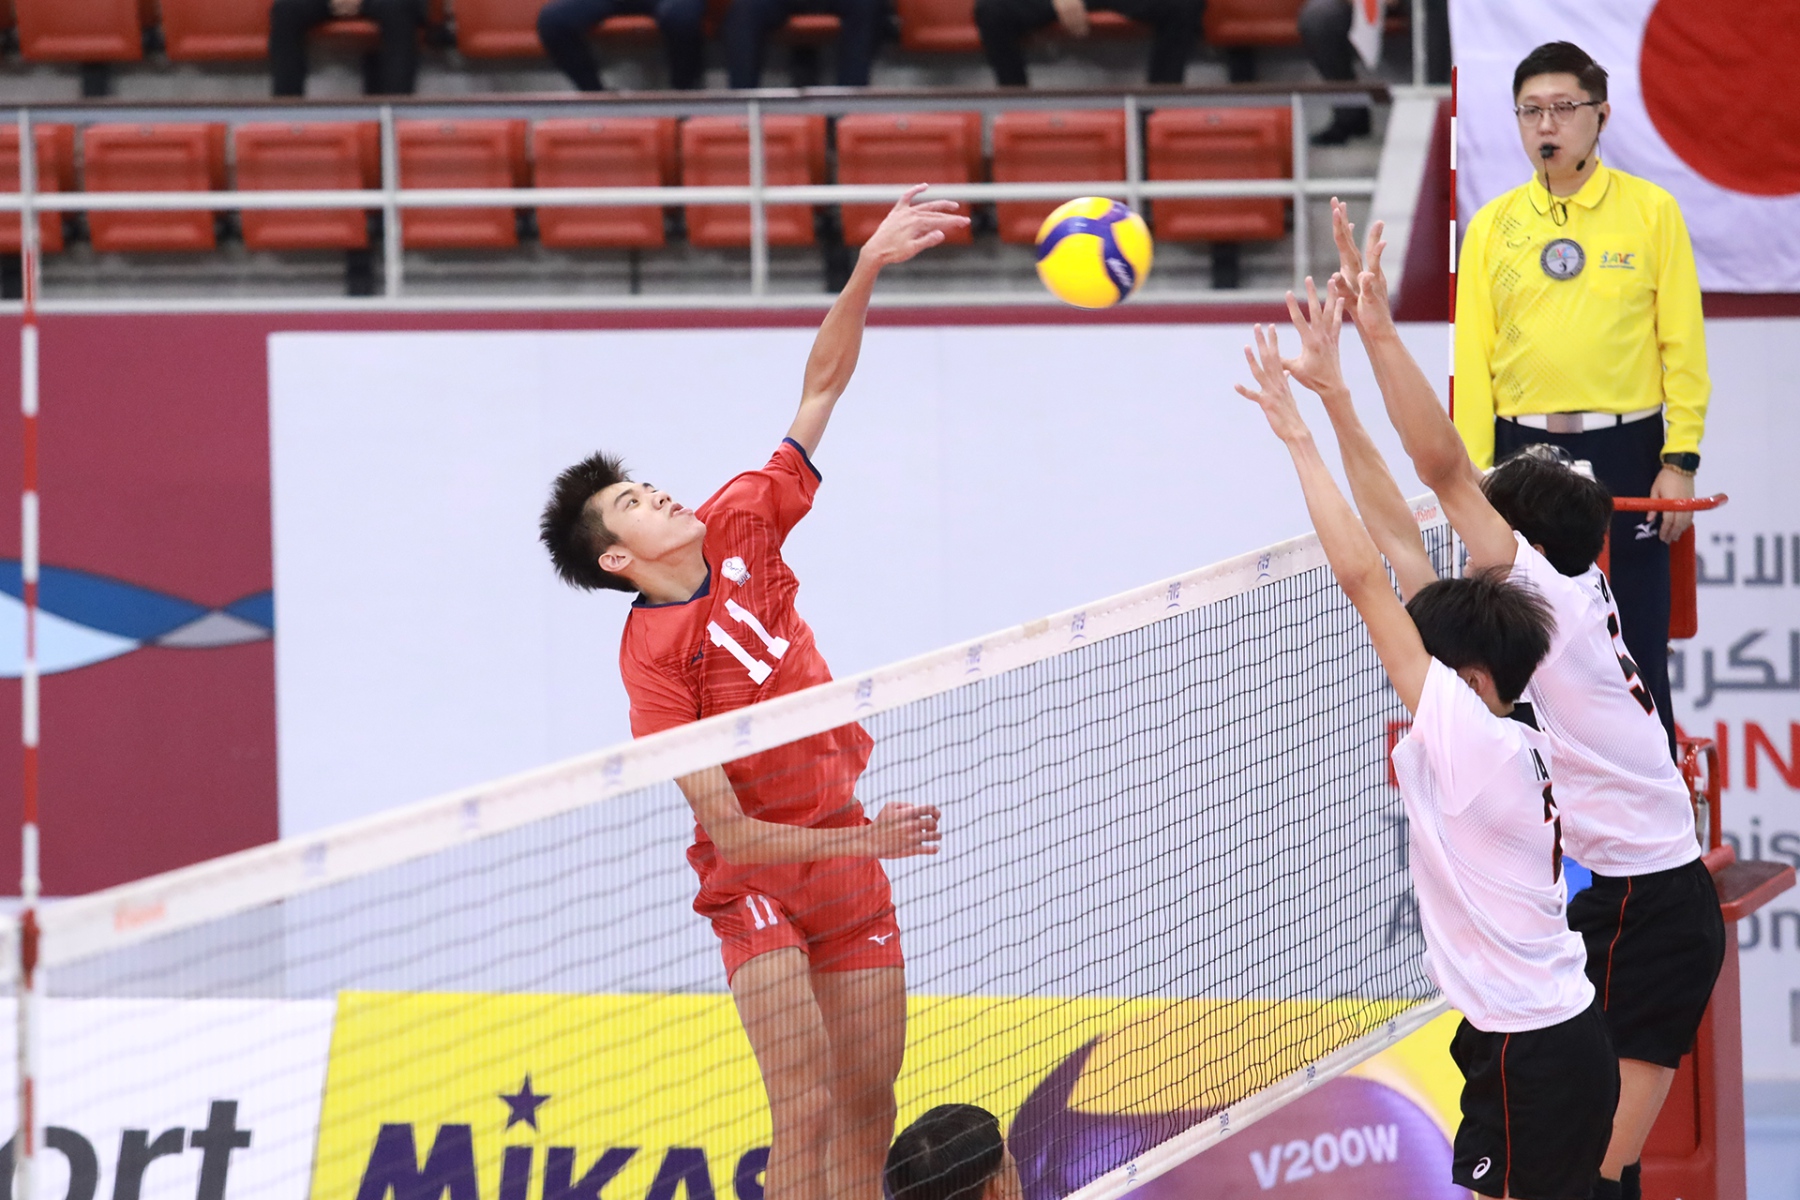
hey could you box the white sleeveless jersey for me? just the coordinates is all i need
[1392,661,1595,1033]
[1511,536,1700,876]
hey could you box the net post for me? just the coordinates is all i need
[15,102,41,1200]
[1290,89,1309,294]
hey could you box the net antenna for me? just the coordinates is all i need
[24,502,1455,1200]
[15,103,43,1200]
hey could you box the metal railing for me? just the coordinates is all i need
[8,82,1398,312]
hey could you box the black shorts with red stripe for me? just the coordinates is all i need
[1450,999,1618,1200]
[1568,855,1727,1068]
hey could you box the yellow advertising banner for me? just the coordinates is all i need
[313,991,1467,1200]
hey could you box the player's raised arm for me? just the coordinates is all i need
[1233,325,1431,713]
[1280,279,1438,600]
[786,185,970,456]
[1327,202,1518,575]
[678,765,941,865]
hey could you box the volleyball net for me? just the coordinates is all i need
[11,499,1454,1200]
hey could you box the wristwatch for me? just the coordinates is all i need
[1661,452,1701,474]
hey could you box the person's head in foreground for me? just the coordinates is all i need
[886,1104,1022,1200]
[1513,41,1610,180]
[1405,569,1555,715]
[539,451,701,594]
[1482,444,1615,577]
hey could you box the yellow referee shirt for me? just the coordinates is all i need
[1453,162,1710,469]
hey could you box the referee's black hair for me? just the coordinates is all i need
[1407,568,1555,704]
[1483,446,1614,576]
[540,451,637,592]
[886,1105,1005,1200]
[1513,42,1608,102]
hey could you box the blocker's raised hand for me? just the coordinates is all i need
[1281,276,1348,399]
[1326,199,1392,333]
[1234,324,1312,446]
[859,183,970,268]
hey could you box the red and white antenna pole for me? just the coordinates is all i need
[1447,66,1458,419]
[16,105,41,1200]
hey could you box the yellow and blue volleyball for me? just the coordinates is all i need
[1034,197,1154,309]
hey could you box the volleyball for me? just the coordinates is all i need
[1034,197,1154,309]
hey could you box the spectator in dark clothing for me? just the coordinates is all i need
[722,0,887,86]
[1300,0,1449,144]
[974,0,1200,86]
[538,0,708,90]
[270,0,425,96]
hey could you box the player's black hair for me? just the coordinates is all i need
[1482,445,1614,577]
[539,451,637,593]
[1406,568,1555,704]
[1513,41,1608,102]
[886,1105,1005,1200]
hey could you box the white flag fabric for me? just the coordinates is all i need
[1348,0,1382,70]
[1451,0,1800,292]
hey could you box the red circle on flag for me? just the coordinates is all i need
[1640,0,1800,196]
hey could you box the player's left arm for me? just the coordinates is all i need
[1650,194,1710,543]
[1233,325,1432,713]
[786,185,970,456]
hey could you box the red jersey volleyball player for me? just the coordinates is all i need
[538,186,967,1200]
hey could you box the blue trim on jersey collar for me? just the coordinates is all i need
[1506,702,1540,731]
[631,560,712,609]
[783,437,823,481]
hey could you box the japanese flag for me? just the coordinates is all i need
[1451,0,1800,291]
[1349,0,1382,70]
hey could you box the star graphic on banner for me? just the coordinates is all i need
[499,1075,550,1130]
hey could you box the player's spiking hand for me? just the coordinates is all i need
[1280,277,1349,401]
[858,184,971,269]
[1234,325,1313,446]
[862,801,943,858]
[1326,199,1392,334]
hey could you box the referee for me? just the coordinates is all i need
[1455,40,1709,756]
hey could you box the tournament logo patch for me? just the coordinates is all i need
[722,556,750,584]
[1541,238,1585,280]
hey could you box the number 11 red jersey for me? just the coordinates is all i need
[618,439,875,897]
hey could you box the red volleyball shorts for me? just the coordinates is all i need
[702,857,902,982]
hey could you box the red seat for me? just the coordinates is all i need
[991,110,1125,245]
[836,113,981,246]
[680,115,826,249]
[896,0,979,52]
[1203,0,1302,46]
[236,122,379,251]
[83,124,228,253]
[395,119,528,249]
[0,125,75,253]
[455,0,542,56]
[161,0,265,60]
[533,118,677,250]
[1146,107,1292,243]
[17,0,144,61]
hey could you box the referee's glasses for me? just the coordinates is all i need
[1514,100,1602,124]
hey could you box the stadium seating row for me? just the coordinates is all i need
[10,0,1303,65]
[0,107,1291,253]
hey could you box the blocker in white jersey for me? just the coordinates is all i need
[1392,660,1593,1033]
[1393,661,1616,1200]
[1509,535,1697,876]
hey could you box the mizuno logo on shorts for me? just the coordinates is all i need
[869,933,894,945]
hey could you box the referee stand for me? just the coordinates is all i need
[1611,494,1798,1200]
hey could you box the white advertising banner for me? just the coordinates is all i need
[0,998,336,1200]
[1670,319,1800,1081]
[1451,0,1800,292]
